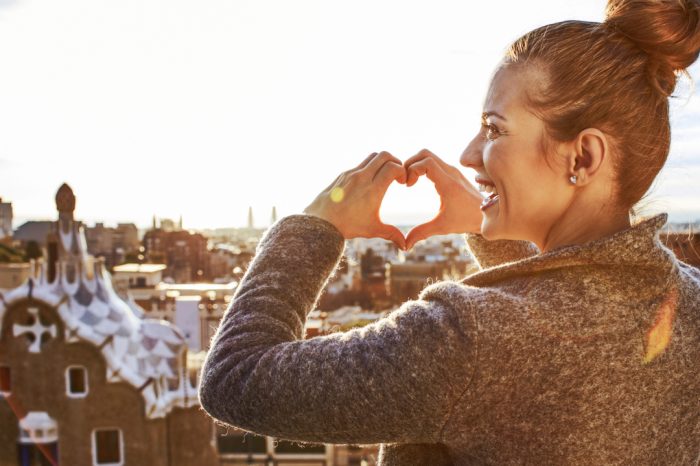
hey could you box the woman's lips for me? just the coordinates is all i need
[480,192,500,211]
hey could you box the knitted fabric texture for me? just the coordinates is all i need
[198,213,700,465]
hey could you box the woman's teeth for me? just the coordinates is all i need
[477,182,498,194]
[477,180,500,210]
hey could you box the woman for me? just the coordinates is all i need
[199,0,700,464]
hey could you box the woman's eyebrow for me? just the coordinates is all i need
[482,111,508,122]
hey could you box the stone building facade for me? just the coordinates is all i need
[0,184,218,466]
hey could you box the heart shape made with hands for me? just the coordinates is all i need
[379,175,442,244]
[304,150,484,250]
[374,158,484,250]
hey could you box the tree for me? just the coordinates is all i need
[0,243,25,263]
[24,241,43,261]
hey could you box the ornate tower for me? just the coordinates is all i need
[55,183,76,222]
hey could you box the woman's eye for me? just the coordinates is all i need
[482,123,501,141]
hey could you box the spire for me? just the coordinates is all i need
[247,206,254,229]
[152,215,157,230]
[271,206,278,225]
[55,183,76,219]
[178,214,183,231]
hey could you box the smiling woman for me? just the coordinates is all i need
[198,0,700,464]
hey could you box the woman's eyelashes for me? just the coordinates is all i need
[481,121,505,141]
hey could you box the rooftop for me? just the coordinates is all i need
[113,263,167,273]
[156,282,237,291]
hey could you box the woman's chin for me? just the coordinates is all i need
[480,202,501,239]
[480,220,498,241]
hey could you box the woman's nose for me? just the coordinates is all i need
[460,134,483,169]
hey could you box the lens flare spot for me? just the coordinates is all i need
[330,187,345,203]
[643,287,678,364]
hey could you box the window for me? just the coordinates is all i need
[18,444,57,466]
[66,366,88,397]
[0,365,10,394]
[92,428,123,465]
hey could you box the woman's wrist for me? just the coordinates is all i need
[302,207,345,237]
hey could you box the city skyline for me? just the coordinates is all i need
[1,0,699,229]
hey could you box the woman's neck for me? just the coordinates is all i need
[538,207,631,254]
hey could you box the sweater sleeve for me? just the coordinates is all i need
[464,232,539,270]
[198,214,477,446]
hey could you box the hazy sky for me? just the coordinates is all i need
[1,0,698,229]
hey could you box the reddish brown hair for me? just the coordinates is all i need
[504,0,700,213]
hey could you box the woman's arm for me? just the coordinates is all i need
[198,214,478,446]
[465,233,539,270]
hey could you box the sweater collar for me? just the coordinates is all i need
[461,213,673,287]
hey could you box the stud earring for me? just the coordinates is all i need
[569,175,578,184]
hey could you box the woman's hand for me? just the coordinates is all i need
[304,151,408,250]
[404,149,483,250]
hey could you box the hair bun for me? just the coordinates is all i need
[604,0,700,95]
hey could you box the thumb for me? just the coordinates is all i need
[405,218,444,250]
[376,223,407,250]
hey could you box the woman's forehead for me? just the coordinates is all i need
[484,64,546,120]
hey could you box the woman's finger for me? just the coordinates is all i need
[405,217,445,250]
[373,160,407,187]
[353,152,379,171]
[404,148,452,174]
[405,157,451,190]
[375,222,407,250]
[361,151,402,178]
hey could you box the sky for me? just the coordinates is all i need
[1,0,698,229]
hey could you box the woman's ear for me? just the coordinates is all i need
[569,128,609,185]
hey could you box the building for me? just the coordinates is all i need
[0,197,12,238]
[13,221,53,248]
[358,248,390,309]
[387,261,452,303]
[143,227,211,282]
[112,273,236,353]
[85,222,140,268]
[0,184,219,466]
[112,263,167,289]
[387,236,474,304]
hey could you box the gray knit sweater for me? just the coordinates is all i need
[198,212,700,465]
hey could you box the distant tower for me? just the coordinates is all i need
[178,215,183,231]
[55,183,76,222]
[0,197,13,237]
[270,206,278,225]
[152,215,157,230]
[247,206,254,229]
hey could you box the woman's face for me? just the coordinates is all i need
[460,65,573,247]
